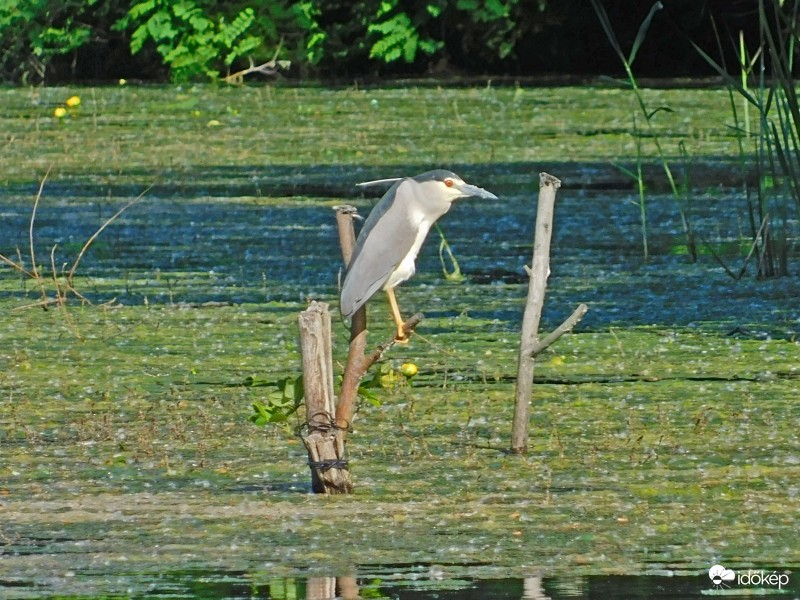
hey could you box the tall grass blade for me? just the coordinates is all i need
[589,0,626,65]
[628,2,664,66]
[690,40,759,107]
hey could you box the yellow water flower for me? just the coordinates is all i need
[207,119,222,127]
[53,107,67,118]
[400,362,418,377]
[65,95,80,107]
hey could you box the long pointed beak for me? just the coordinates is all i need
[457,182,498,200]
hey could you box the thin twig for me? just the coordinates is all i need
[0,253,34,277]
[49,244,82,338]
[738,213,770,279]
[67,182,154,287]
[364,314,424,365]
[12,298,60,311]
[49,244,61,305]
[29,168,51,306]
[701,213,769,281]
[702,239,739,280]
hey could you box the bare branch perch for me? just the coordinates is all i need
[223,42,290,85]
[512,173,587,455]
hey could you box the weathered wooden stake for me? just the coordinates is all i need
[298,301,352,493]
[512,173,588,455]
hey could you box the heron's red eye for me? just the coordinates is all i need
[444,179,454,187]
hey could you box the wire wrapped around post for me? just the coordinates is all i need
[298,301,353,494]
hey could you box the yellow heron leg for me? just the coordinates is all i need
[385,287,409,343]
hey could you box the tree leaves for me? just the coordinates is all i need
[122,0,263,81]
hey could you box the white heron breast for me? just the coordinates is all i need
[382,208,432,290]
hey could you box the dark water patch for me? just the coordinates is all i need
[0,159,756,201]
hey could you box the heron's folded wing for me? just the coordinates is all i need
[340,181,419,316]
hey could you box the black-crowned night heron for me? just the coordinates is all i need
[340,169,498,341]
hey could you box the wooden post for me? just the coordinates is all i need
[512,173,588,455]
[298,301,352,494]
[306,577,336,600]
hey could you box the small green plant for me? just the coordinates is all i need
[358,363,400,400]
[435,224,465,282]
[247,375,304,427]
[248,367,403,430]
[613,114,649,260]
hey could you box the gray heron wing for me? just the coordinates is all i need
[340,179,420,317]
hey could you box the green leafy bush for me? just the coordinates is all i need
[115,0,262,81]
[0,0,125,82]
[367,1,443,63]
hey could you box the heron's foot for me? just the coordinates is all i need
[394,327,411,344]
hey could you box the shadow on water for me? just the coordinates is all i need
[1,159,756,200]
[3,566,796,599]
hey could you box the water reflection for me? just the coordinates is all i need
[10,568,790,600]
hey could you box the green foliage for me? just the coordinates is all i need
[0,0,558,81]
[364,0,549,64]
[246,367,392,429]
[115,0,262,81]
[435,224,464,282]
[248,375,304,427]
[692,0,799,278]
[292,1,326,64]
[367,1,444,63]
[591,0,697,263]
[455,0,522,59]
[0,0,124,82]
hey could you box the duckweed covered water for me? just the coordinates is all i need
[1,85,799,598]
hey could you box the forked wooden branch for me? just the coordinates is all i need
[512,173,588,455]
[298,205,423,494]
